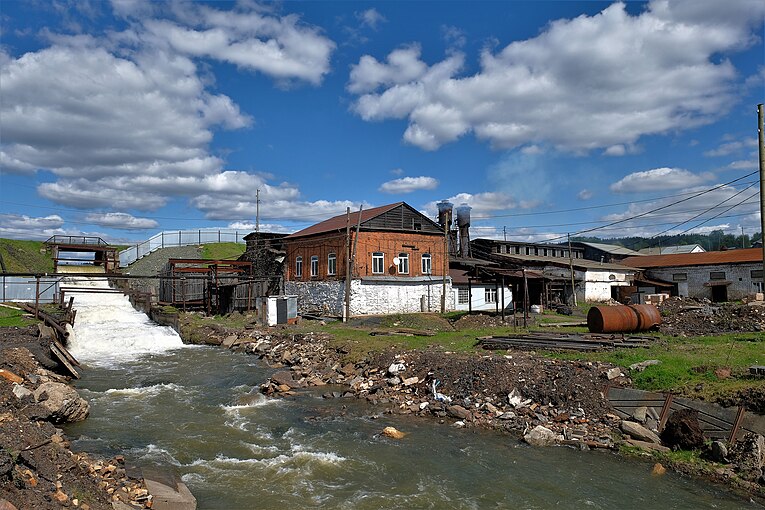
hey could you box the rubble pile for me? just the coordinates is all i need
[659,297,765,336]
[212,329,629,448]
[0,337,153,510]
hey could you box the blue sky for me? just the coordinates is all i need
[1,0,763,245]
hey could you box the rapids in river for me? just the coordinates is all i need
[63,280,757,509]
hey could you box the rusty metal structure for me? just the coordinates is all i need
[587,304,662,333]
[158,259,271,315]
[44,236,119,273]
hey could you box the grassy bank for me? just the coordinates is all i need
[0,306,36,327]
[0,239,53,273]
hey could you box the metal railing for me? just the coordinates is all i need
[45,235,109,246]
[119,229,247,267]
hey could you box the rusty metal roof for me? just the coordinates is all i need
[620,248,763,268]
[285,202,404,239]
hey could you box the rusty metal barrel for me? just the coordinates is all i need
[587,304,661,333]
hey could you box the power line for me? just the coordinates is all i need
[540,171,758,243]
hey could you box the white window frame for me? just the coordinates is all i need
[458,288,469,304]
[372,252,384,274]
[421,253,432,275]
[397,252,409,274]
[327,253,337,276]
[485,287,497,304]
[310,255,319,277]
[295,256,303,278]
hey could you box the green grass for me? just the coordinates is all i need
[0,239,54,273]
[200,242,246,260]
[0,306,37,327]
[550,332,763,402]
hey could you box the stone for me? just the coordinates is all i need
[0,499,19,510]
[446,405,471,421]
[621,420,661,444]
[651,463,666,476]
[660,409,705,450]
[605,367,622,380]
[402,376,419,386]
[631,406,648,423]
[221,335,238,348]
[628,360,660,372]
[53,490,68,502]
[12,384,33,402]
[271,371,300,389]
[710,441,729,463]
[33,382,89,423]
[387,363,406,376]
[381,426,406,439]
[524,425,558,447]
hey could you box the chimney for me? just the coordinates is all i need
[437,201,453,228]
[455,203,472,258]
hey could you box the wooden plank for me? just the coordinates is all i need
[741,412,765,436]
[52,338,79,367]
[50,342,79,379]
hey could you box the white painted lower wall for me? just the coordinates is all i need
[580,268,634,302]
[452,284,513,312]
[285,278,453,316]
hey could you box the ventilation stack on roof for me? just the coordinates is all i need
[437,200,453,228]
[455,203,472,258]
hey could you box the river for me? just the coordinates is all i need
[62,280,757,509]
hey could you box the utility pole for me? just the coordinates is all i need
[568,233,577,306]
[255,188,260,254]
[758,104,765,292]
[344,207,351,322]
[503,226,507,241]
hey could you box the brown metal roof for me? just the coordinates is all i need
[620,248,763,269]
[285,203,404,239]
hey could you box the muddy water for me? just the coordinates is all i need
[63,280,756,509]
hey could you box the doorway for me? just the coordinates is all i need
[711,285,728,303]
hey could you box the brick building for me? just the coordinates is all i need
[283,202,451,316]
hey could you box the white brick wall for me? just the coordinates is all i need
[286,279,454,316]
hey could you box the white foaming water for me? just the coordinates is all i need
[67,278,186,365]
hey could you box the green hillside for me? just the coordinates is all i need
[0,239,54,273]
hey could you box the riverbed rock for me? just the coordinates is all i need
[381,426,406,439]
[660,409,705,450]
[651,463,667,476]
[33,382,89,423]
[621,420,661,444]
[446,405,471,421]
[524,425,558,447]
[221,335,238,348]
[271,371,300,389]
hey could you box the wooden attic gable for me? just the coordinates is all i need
[361,203,442,234]
[284,202,443,239]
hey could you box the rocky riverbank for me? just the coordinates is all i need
[180,315,765,501]
[0,326,152,510]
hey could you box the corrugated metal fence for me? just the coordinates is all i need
[1,276,60,303]
[119,229,247,268]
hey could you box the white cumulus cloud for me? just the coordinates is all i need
[610,168,714,193]
[84,212,159,230]
[379,176,439,194]
[348,0,765,152]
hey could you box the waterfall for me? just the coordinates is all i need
[66,278,186,366]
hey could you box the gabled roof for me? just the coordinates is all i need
[621,248,763,269]
[574,241,643,256]
[284,202,441,239]
[638,244,705,255]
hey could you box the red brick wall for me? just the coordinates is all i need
[285,231,445,281]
